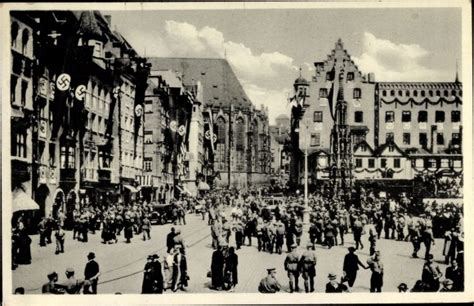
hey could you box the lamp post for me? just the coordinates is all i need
[302,119,310,225]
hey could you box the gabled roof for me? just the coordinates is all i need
[373,141,407,157]
[146,58,252,110]
[353,140,375,154]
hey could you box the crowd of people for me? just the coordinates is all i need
[12,186,464,294]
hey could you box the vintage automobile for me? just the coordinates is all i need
[149,203,174,225]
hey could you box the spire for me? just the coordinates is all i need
[299,67,302,78]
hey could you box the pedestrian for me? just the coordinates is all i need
[55,226,65,255]
[224,247,238,291]
[325,273,347,293]
[173,229,185,254]
[83,252,100,294]
[142,255,154,293]
[163,247,174,291]
[210,244,226,290]
[422,225,435,260]
[38,217,47,247]
[342,247,368,290]
[411,226,421,258]
[172,245,188,292]
[151,254,164,294]
[284,243,300,293]
[275,219,285,254]
[167,227,176,253]
[367,251,384,292]
[142,215,151,241]
[445,259,463,291]
[324,222,335,249]
[42,271,64,294]
[233,220,244,250]
[300,242,317,293]
[57,268,85,294]
[258,268,281,293]
[368,226,377,256]
[124,216,133,243]
[352,218,364,250]
[397,283,408,292]
[421,254,442,292]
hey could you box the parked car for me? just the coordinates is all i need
[150,203,174,225]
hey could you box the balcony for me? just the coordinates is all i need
[81,168,98,182]
[98,169,111,182]
[11,159,30,184]
[60,168,77,184]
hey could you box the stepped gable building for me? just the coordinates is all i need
[290,39,462,195]
[146,58,272,189]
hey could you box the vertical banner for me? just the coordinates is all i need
[133,60,150,157]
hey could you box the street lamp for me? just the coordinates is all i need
[302,119,310,225]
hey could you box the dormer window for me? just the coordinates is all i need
[347,72,354,81]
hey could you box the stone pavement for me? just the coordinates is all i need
[12,213,448,294]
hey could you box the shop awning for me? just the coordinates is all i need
[123,184,138,193]
[12,189,40,212]
[198,181,210,191]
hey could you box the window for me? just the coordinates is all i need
[10,74,18,103]
[394,158,401,168]
[421,90,425,97]
[68,146,75,168]
[144,160,152,172]
[21,80,28,107]
[435,111,445,123]
[353,88,361,99]
[368,158,375,168]
[405,90,410,96]
[347,72,354,81]
[235,119,245,151]
[451,111,461,122]
[144,130,153,144]
[310,133,320,146]
[354,111,363,123]
[21,28,30,54]
[386,133,394,142]
[326,72,332,81]
[437,133,444,145]
[390,90,395,96]
[385,111,395,123]
[413,90,418,97]
[381,158,387,168]
[436,90,440,96]
[444,90,449,96]
[60,145,75,169]
[319,88,328,98]
[452,133,461,145]
[429,90,433,97]
[11,22,19,47]
[441,159,449,168]
[11,130,27,158]
[360,145,367,152]
[388,145,395,152]
[216,118,226,144]
[427,158,437,168]
[402,111,411,122]
[398,90,403,96]
[313,111,323,122]
[144,100,153,113]
[382,90,387,96]
[355,158,362,168]
[403,133,411,145]
[419,133,427,147]
[418,111,428,122]
[91,40,103,58]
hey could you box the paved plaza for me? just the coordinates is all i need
[13,213,448,294]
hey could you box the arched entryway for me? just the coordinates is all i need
[34,184,50,220]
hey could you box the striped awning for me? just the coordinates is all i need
[123,184,138,193]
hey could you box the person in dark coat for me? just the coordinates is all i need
[83,252,100,294]
[167,227,176,253]
[325,273,347,293]
[343,247,368,289]
[367,251,384,292]
[172,245,188,291]
[124,217,134,243]
[42,271,64,294]
[210,245,226,290]
[445,259,463,291]
[16,230,32,265]
[151,254,164,294]
[300,242,317,293]
[224,247,238,291]
[284,243,300,293]
[142,255,154,293]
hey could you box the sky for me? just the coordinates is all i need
[104,8,462,124]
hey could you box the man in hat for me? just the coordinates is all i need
[343,247,368,290]
[167,227,176,253]
[325,273,347,293]
[422,225,435,260]
[421,254,442,292]
[142,255,155,293]
[84,252,100,294]
[172,245,188,292]
[258,268,281,293]
[173,229,185,254]
[445,259,463,291]
[151,254,164,294]
[367,251,384,292]
[300,242,317,293]
[210,243,226,290]
[284,243,300,293]
[57,268,85,294]
[275,219,286,254]
[42,271,63,294]
[397,283,408,292]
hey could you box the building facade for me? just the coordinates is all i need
[290,39,463,195]
[146,58,272,190]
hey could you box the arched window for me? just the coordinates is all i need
[406,90,410,97]
[382,90,387,96]
[451,90,456,95]
[216,117,226,144]
[390,90,395,96]
[444,90,449,96]
[436,90,440,96]
[413,90,418,97]
[11,22,19,47]
[235,118,246,171]
[421,90,425,97]
[21,28,30,54]
[398,90,403,96]
[429,90,433,97]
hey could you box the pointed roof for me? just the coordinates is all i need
[373,141,407,157]
[146,57,252,109]
[76,11,104,41]
[294,68,309,87]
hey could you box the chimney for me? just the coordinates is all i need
[105,15,112,26]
